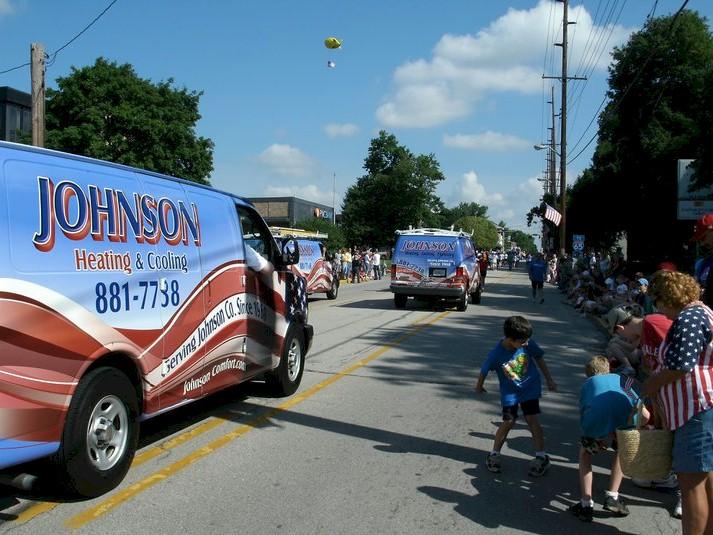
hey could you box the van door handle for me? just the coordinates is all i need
[241,275,247,287]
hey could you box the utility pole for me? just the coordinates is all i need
[31,42,45,148]
[543,0,585,256]
[549,85,557,197]
[332,172,336,225]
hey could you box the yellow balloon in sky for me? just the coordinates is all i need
[324,37,342,49]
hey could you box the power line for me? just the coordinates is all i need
[0,0,119,74]
[567,0,690,165]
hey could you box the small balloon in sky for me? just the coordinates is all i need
[324,37,342,49]
[327,60,336,68]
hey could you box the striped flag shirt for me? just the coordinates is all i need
[544,204,562,226]
[660,303,713,430]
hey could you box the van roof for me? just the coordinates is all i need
[0,140,255,208]
[395,227,473,238]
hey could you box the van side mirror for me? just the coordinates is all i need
[282,239,300,265]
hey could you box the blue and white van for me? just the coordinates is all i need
[390,228,482,311]
[0,141,313,496]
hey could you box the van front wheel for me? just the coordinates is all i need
[326,279,339,300]
[394,294,407,309]
[266,327,305,396]
[52,367,139,498]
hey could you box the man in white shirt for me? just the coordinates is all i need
[372,251,381,280]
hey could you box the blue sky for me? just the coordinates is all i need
[1,0,711,233]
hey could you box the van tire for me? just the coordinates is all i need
[51,367,139,498]
[456,291,469,311]
[394,294,407,309]
[326,279,339,300]
[265,326,305,396]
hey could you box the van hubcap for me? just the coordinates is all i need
[287,339,302,381]
[86,395,129,471]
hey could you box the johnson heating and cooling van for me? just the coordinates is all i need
[270,227,339,300]
[0,141,313,497]
[390,228,482,311]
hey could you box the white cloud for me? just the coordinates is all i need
[444,131,529,152]
[255,144,315,177]
[0,0,14,15]
[450,173,543,229]
[378,0,633,128]
[264,184,336,206]
[324,123,359,138]
[453,171,505,206]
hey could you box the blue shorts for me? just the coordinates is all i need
[673,407,713,473]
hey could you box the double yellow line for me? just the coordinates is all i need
[15,310,450,529]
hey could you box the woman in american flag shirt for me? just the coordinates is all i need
[643,270,713,534]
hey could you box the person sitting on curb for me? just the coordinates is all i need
[569,356,640,522]
[605,307,643,377]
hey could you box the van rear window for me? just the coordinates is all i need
[396,237,458,257]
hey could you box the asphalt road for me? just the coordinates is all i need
[0,268,682,534]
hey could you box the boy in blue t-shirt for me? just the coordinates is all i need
[568,355,638,522]
[475,315,557,476]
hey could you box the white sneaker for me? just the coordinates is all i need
[673,496,682,519]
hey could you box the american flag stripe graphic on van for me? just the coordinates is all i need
[0,262,300,445]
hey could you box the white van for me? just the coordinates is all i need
[0,141,313,497]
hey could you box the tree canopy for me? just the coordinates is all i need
[341,131,445,246]
[294,218,346,252]
[441,202,489,227]
[452,216,500,250]
[46,57,214,185]
[564,10,713,262]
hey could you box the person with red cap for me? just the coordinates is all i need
[693,213,713,308]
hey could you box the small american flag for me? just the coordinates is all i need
[544,204,562,226]
[289,274,308,319]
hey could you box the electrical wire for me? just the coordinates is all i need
[0,0,118,75]
[567,0,691,165]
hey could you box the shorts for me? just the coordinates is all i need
[673,408,713,473]
[502,398,540,421]
[581,435,618,455]
[531,281,544,290]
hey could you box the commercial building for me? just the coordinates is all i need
[248,196,334,227]
[0,87,31,142]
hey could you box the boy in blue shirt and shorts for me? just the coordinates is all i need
[475,316,557,476]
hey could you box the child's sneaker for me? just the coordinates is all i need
[528,454,550,476]
[568,502,593,522]
[673,491,682,519]
[486,452,501,473]
[603,495,630,516]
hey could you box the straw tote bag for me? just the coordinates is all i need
[616,401,673,480]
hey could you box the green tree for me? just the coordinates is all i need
[571,11,713,261]
[294,218,346,252]
[452,216,500,250]
[341,131,446,246]
[508,230,537,254]
[441,202,489,227]
[46,57,214,184]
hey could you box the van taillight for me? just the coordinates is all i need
[455,267,466,278]
[391,264,396,279]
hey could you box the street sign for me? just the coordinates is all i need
[573,234,585,252]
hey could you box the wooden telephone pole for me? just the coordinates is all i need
[31,42,45,147]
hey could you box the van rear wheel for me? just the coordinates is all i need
[394,294,407,309]
[52,367,139,498]
[456,291,468,311]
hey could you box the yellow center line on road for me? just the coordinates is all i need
[66,310,450,530]
[13,415,228,525]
